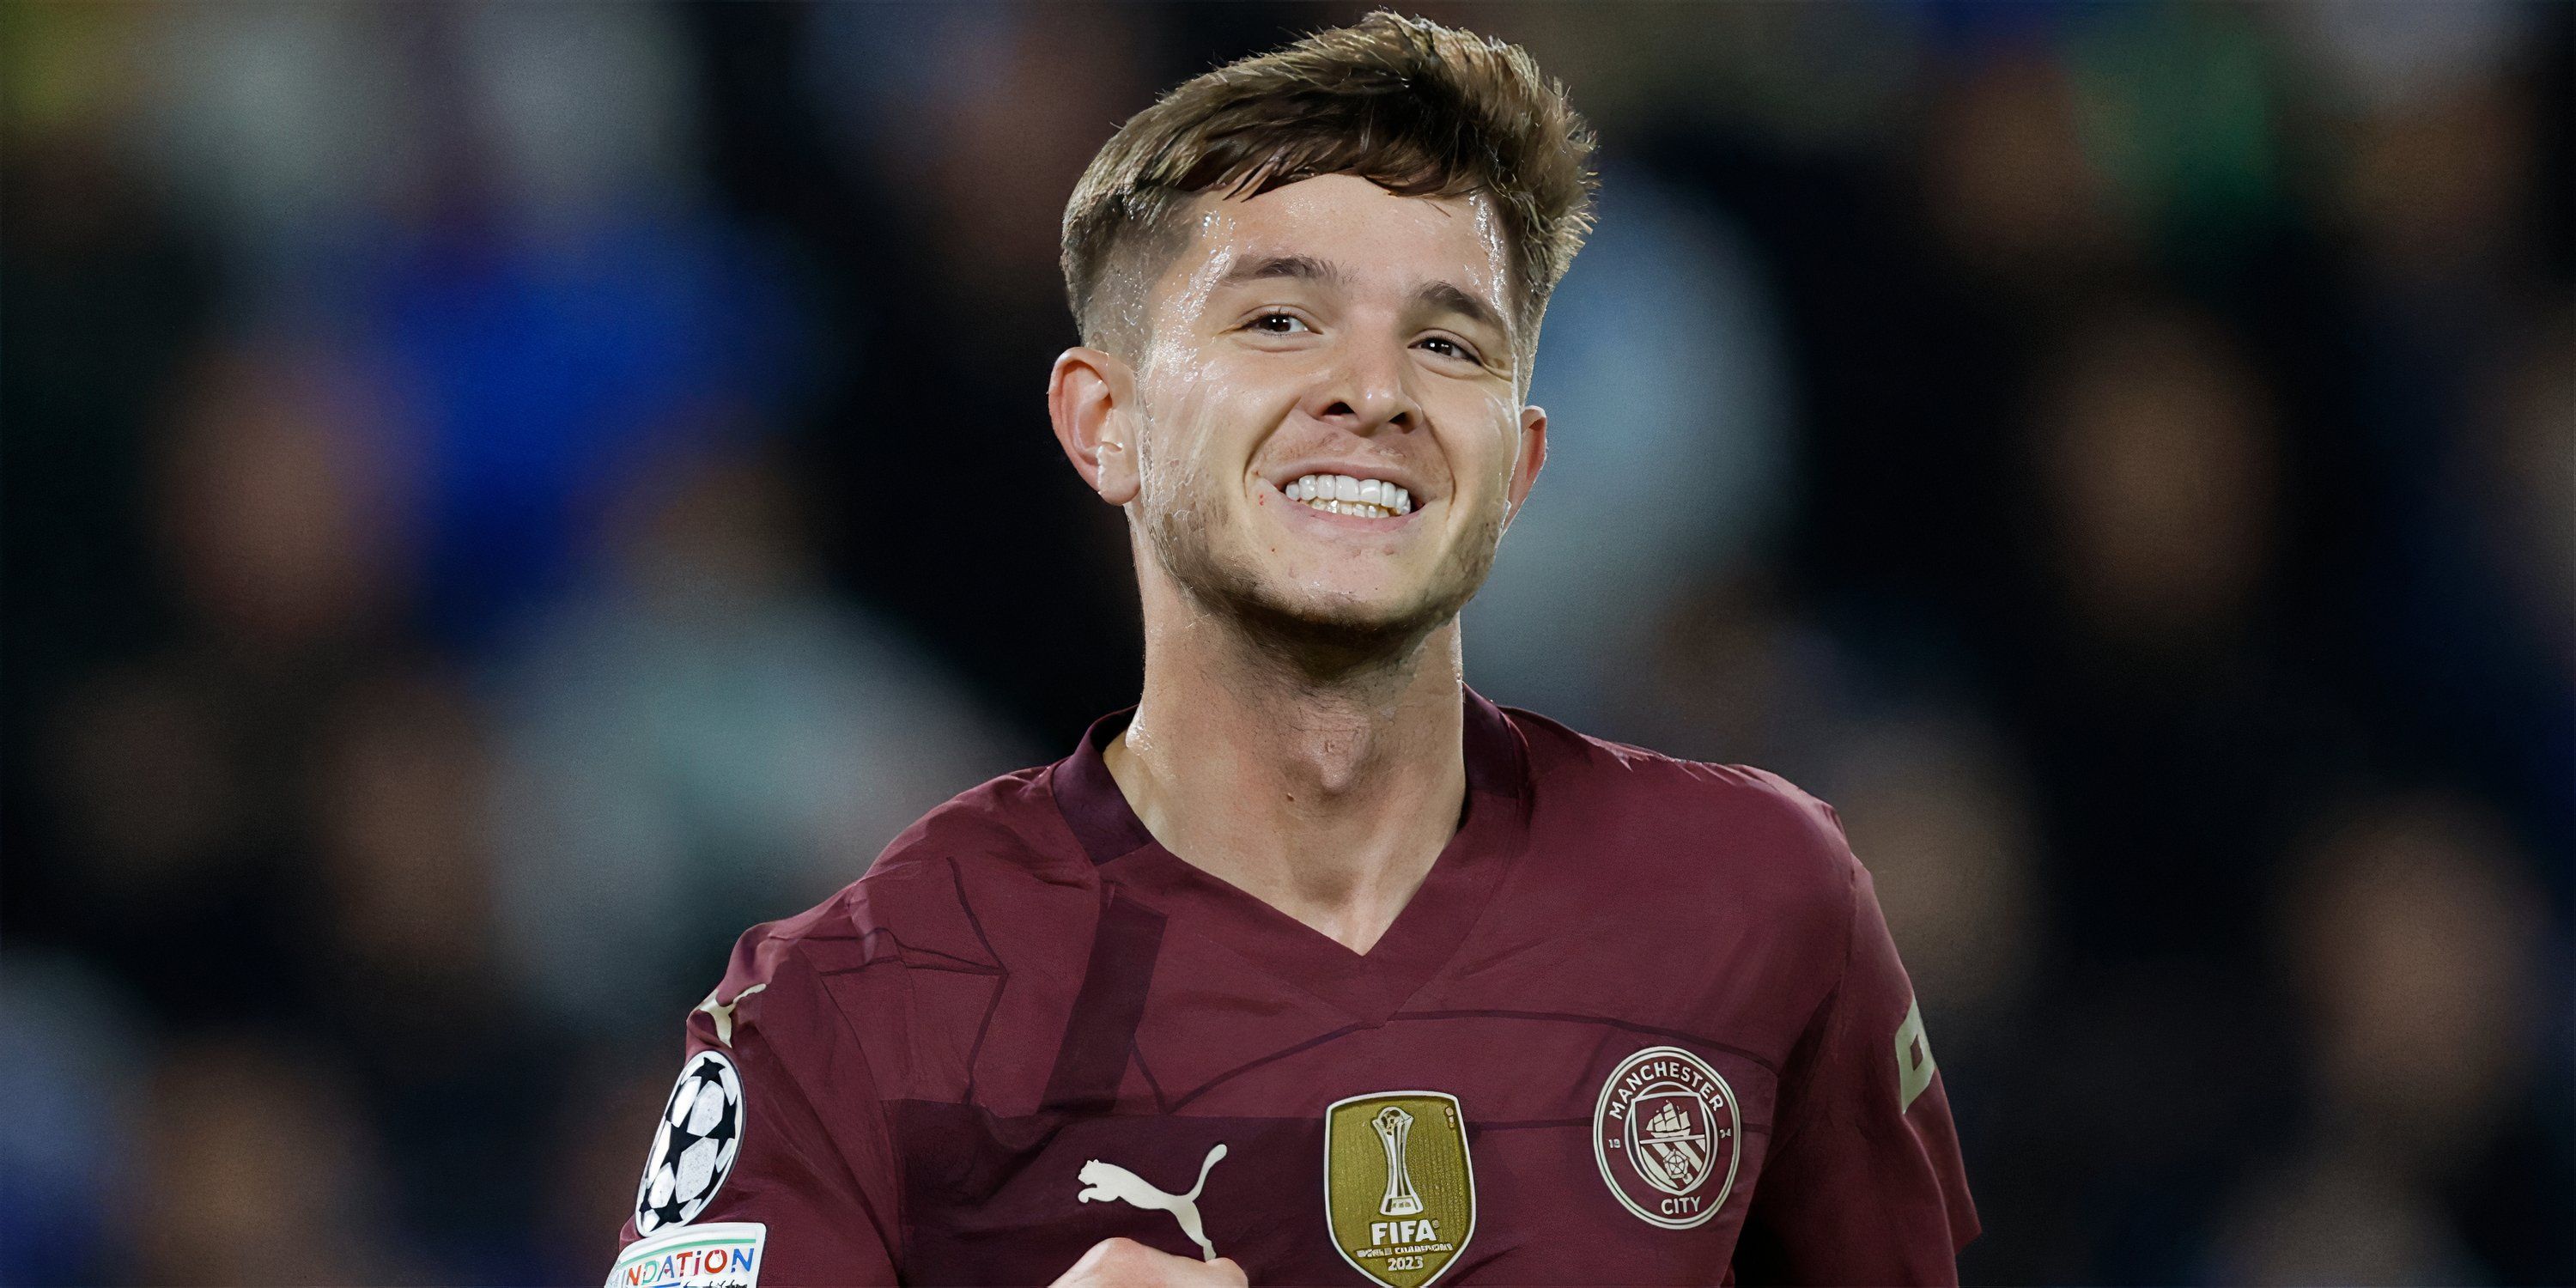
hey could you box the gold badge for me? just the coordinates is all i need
[1322,1091,1476,1288]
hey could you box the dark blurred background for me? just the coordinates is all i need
[3,3,2569,1284]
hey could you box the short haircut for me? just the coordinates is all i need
[1060,9,1598,377]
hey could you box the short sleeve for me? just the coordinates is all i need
[1732,848,1980,1285]
[611,927,904,1286]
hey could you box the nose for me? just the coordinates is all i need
[1299,331,1422,436]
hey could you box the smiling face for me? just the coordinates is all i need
[1072,173,1548,668]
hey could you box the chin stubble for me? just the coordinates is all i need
[1143,468,1507,682]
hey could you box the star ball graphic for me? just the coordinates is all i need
[634,1051,746,1234]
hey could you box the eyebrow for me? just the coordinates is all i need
[1412,279,1511,344]
[1218,254,1514,343]
[1216,254,1346,291]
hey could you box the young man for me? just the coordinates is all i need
[611,13,1976,1287]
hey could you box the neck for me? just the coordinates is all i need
[1104,575,1469,954]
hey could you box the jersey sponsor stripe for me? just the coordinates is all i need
[1042,890,1170,1112]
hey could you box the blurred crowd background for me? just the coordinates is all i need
[3,2,2569,1284]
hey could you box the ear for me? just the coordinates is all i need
[1048,346,1139,506]
[1503,403,1549,529]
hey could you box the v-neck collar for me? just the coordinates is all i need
[1047,687,1534,1023]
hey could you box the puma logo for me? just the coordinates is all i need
[1075,1143,1230,1261]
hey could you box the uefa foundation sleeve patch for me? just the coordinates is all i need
[605,1222,766,1288]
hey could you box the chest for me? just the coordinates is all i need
[890,974,1789,1285]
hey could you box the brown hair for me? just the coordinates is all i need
[1060,9,1598,372]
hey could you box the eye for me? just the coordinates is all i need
[1247,312,1311,335]
[1417,335,1481,363]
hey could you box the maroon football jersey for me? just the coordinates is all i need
[612,692,1977,1286]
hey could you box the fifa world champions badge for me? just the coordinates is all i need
[1592,1047,1741,1229]
[1323,1091,1477,1288]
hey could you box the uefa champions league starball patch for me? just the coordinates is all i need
[635,1051,746,1235]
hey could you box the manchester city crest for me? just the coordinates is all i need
[1322,1091,1476,1288]
[1591,1046,1739,1230]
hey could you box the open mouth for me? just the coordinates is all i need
[1283,472,1413,519]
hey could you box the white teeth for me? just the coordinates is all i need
[1282,472,1413,519]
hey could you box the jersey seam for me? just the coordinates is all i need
[1769,855,1861,1159]
[776,941,911,1269]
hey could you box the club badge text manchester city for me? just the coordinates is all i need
[1593,1046,1740,1229]
[1323,1091,1476,1288]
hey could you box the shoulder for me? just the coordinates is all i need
[1503,704,1861,916]
[704,759,1102,1018]
[863,762,1077,884]
[733,762,1100,987]
[692,761,1103,1093]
